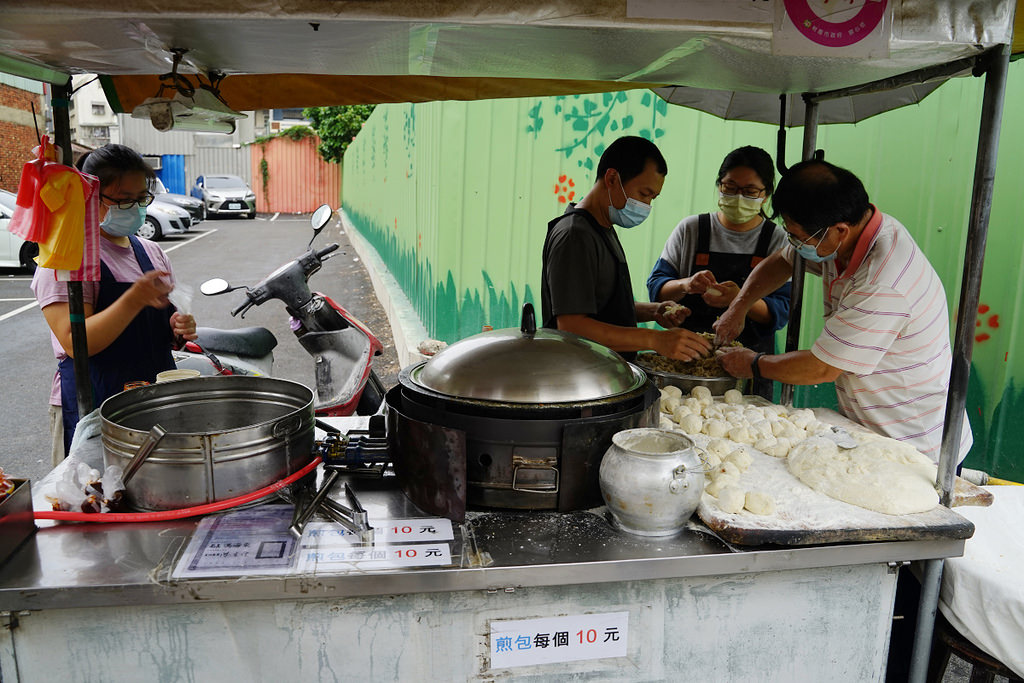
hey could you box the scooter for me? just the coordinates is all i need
[198,204,386,416]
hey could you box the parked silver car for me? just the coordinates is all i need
[141,202,192,241]
[191,174,257,219]
[0,189,39,271]
[152,177,204,225]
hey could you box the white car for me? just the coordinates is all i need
[0,189,39,271]
[141,202,192,241]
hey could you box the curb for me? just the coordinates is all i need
[339,210,430,370]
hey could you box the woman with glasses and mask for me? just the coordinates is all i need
[646,146,791,399]
[31,143,198,462]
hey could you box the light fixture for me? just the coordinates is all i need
[130,49,246,134]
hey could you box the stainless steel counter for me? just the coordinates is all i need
[0,424,965,612]
[0,420,969,682]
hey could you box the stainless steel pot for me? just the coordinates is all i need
[100,376,315,511]
[637,352,748,396]
[387,304,659,520]
[599,428,706,536]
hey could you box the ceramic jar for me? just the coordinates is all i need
[599,428,706,536]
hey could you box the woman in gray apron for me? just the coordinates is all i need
[646,146,791,399]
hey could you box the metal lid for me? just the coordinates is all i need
[412,304,643,403]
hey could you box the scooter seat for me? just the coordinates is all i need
[195,326,278,358]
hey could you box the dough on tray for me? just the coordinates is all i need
[717,486,746,514]
[787,436,939,515]
[723,389,744,405]
[706,474,738,497]
[744,490,776,515]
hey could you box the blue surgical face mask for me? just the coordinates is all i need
[607,175,651,229]
[793,228,838,263]
[101,206,146,237]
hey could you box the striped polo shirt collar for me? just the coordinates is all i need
[836,204,883,278]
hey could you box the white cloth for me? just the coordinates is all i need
[939,486,1024,678]
[783,209,972,462]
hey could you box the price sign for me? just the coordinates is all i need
[301,518,454,546]
[489,612,629,669]
[297,543,451,572]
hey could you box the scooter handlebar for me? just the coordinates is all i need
[231,298,254,317]
[316,243,340,260]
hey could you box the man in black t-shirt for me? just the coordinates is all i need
[541,136,710,361]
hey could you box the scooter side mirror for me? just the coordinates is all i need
[200,278,233,296]
[311,204,334,234]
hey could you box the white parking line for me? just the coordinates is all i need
[0,301,38,322]
[0,298,34,302]
[163,228,218,253]
[271,212,280,221]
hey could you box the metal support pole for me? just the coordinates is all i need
[907,44,1010,683]
[50,81,94,441]
[779,97,818,406]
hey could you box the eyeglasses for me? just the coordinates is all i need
[717,181,765,200]
[786,227,827,249]
[101,192,155,209]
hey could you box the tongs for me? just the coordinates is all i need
[289,471,374,544]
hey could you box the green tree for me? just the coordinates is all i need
[303,105,376,164]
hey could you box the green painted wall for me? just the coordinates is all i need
[343,61,1024,480]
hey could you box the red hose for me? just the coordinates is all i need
[34,457,322,523]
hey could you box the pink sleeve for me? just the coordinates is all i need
[31,268,99,308]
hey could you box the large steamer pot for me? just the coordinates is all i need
[387,304,659,521]
[100,376,315,511]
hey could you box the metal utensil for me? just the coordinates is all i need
[121,424,167,485]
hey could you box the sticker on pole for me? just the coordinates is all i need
[489,612,629,669]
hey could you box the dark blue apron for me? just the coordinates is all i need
[59,236,175,454]
[678,214,776,398]
[543,208,638,360]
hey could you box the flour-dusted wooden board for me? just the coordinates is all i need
[694,435,975,546]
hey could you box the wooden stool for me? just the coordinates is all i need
[927,613,1023,683]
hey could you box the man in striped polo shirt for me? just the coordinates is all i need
[714,159,972,464]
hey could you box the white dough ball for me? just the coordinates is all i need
[706,474,738,497]
[768,437,793,458]
[661,396,681,414]
[659,415,675,430]
[770,419,789,437]
[763,404,788,417]
[723,389,744,405]
[706,438,733,458]
[683,397,703,413]
[753,436,777,454]
[750,419,773,440]
[701,449,722,471]
[782,422,806,441]
[672,406,693,424]
[717,486,746,514]
[728,426,753,444]
[744,490,776,515]
[713,461,741,480]
[743,408,765,423]
[660,385,683,400]
[724,448,753,472]
[700,403,724,418]
[690,386,713,404]
[704,419,730,438]
[679,414,703,434]
[790,411,814,430]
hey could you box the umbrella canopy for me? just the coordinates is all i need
[0,0,1016,123]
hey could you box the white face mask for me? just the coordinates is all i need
[607,175,651,229]
[717,192,764,224]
